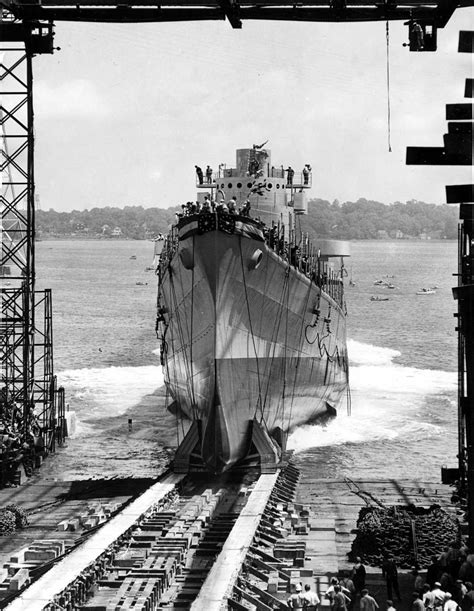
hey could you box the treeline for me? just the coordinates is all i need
[37,198,459,241]
[304,198,459,240]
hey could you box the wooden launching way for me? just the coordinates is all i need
[0,467,460,611]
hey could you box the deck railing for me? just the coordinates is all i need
[158,212,345,311]
[196,168,312,189]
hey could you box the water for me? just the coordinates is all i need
[35,239,458,483]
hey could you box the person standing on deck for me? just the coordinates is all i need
[195,165,203,184]
[286,166,294,185]
[205,165,213,184]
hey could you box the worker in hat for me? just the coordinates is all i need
[288,583,305,609]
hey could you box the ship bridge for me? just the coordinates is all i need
[197,168,313,191]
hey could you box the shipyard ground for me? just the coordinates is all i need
[0,471,458,610]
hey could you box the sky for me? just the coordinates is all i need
[28,10,474,212]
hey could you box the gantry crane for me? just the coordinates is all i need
[0,0,472,505]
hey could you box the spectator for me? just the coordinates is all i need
[302,583,320,611]
[432,582,447,611]
[288,583,305,609]
[460,582,474,611]
[340,571,356,610]
[333,585,351,611]
[383,555,401,602]
[427,557,443,587]
[360,589,379,611]
[444,593,459,611]
[352,557,367,594]
[423,584,436,611]
[412,591,426,611]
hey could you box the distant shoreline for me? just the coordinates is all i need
[37,235,457,242]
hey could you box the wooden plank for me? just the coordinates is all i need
[465,78,474,98]
[192,473,279,609]
[233,585,273,611]
[459,30,474,53]
[446,103,473,120]
[446,184,474,204]
[5,474,184,611]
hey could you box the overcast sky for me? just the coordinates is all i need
[31,10,473,212]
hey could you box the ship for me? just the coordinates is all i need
[156,146,350,474]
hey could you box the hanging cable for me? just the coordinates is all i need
[261,267,290,416]
[238,238,264,421]
[386,20,393,152]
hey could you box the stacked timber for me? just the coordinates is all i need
[349,505,460,568]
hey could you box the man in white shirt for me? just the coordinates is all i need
[302,584,320,611]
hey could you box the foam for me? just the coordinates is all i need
[288,339,456,452]
[57,365,164,423]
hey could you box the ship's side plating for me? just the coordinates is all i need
[157,147,349,472]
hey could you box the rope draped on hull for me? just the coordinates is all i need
[157,228,349,473]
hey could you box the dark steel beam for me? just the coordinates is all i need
[446,184,474,204]
[2,4,454,21]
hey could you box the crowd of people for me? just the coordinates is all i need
[286,550,474,610]
[176,196,251,220]
[0,389,38,487]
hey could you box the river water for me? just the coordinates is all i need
[34,238,459,484]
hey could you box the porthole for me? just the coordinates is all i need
[268,183,273,189]
[221,183,225,189]
[276,184,280,189]
[237,182,242,188]
[228,183,232,189]
[247,182,253,188]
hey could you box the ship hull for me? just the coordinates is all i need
[158,227,348,472]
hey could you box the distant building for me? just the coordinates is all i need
[395,230,404,239]
[111,227,123,237]
[377,230,389,239]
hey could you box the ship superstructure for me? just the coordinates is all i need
[156,146,350,473]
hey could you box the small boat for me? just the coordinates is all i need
[145,265,155,272]
[386,284,398,289]
[370,296,389,301]
[130,255,137,260]
[374,280,385,286]
[136,281,148,286]
[416,288,436,295]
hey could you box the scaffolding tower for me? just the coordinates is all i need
[1,24,66,484]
